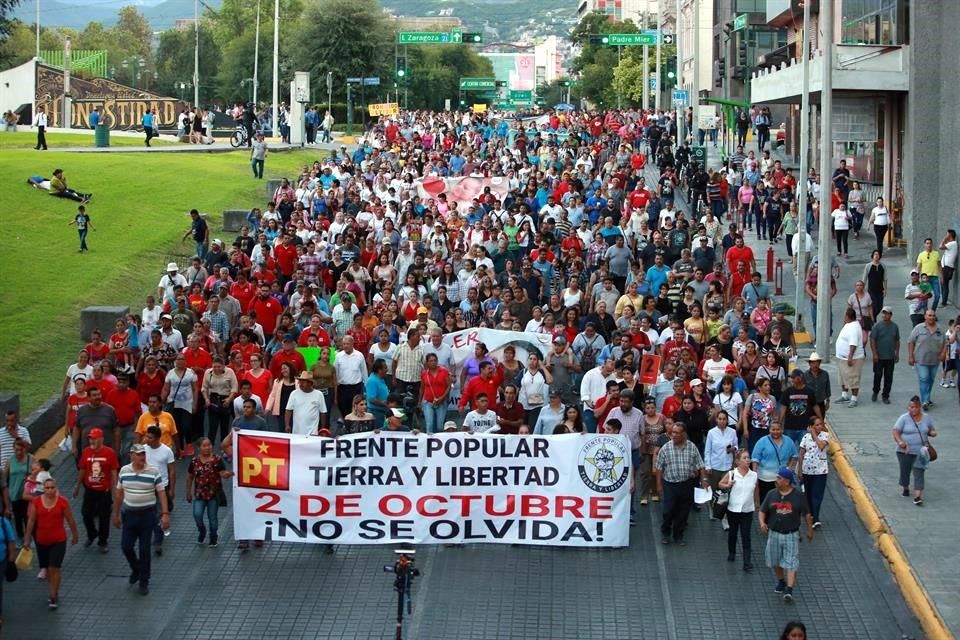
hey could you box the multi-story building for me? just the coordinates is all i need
[577,0,663,25]
[747,0,957,257]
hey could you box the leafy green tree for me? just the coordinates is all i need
[292,0,393,103]
[114,6,152,62]
[156,22,221,103]
[404,45,493,111]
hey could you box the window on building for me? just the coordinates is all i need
[841,0,907,45]
[735,0,766,13]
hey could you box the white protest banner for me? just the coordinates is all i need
[232,430,631,547]
[441,328,552,404]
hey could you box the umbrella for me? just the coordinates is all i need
[554,103,575,111]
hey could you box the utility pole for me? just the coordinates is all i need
[794,0,812,332]
[675,0,683,143]
[655,0,662,111]
[63,36,71,129]
[692,0,699,146]
[253,0,261,105]
[815,0,834,359]
[642,10,649,110]
[35,0,40,60]
[193,0,199,106]
[271,0,279,136]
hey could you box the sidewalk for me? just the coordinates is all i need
[804,230,960,636]
[665,162,954,635]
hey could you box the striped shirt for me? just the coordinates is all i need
[393,342,425,383]
[654,440,705,483]
[117,463,162,509]
[0,425,31,468]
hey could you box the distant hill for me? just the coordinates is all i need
[14,0,576,41]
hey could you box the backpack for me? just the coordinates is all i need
[579,335,600,371]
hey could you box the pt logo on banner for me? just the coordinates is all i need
[238,435,290,490]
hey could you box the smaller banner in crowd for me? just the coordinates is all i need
[415,175,511,212]
[233,430,631,547]
[368,102,400,116]
[441,328,552,403]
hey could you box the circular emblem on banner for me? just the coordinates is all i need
[577,436,629,493]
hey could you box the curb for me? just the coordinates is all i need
[825,420,952,640]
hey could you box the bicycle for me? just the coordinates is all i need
[229,124,249,148]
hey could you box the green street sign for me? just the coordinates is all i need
[510,90,532,101]
[604,32,658,46]
[398,32,452,44]
[692,146,707,164]
[733,14,748,31]
[460,77,496,91]
[450,27,462,43]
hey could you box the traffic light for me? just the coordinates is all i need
[558,80,571,87]
[463,32,483,43]
[495,80,507,88]
[664,58,677,88]
[396,57,408,81]
[738,39,747,65]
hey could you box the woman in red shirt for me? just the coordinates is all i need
[242,353,273,406]
[137,356,166,407]
[420,353,451,433]
[66,378,90,431]
[24,478,79,609]
[84,329,111,364]
[229,330,260,367]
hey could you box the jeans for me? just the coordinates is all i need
[583,409,597,434]
[81,488,112,546]
[321,128,332,143]
[153,488,173,546]
[896,451,925,491]
[835,229,849,255]
[927,276,941,310]
[251,158,264,179]
[192,498,219,536]
[726,510,753,562]
[661,478,695,541]
[78,228,89,251]
[872,359,895,398]
[121,508,154,585]
[195,241,208,261]
[874,224,888,257]
[421,400,448,434]
[915,363,938,404]
[942,267,955,305]
[802,473,827,522]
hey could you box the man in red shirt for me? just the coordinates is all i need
[73,427,119,551]
[725,235,756,275]
[493,384,526,435]
[269,333,306,378]
[458,361,503,411]
[273,234,299,284]
[298,314,333,347]
[661,329,695,365]
[628,181,651,213]
[249,283,283,337]
[728,261,751,301]
[105,374,142,460]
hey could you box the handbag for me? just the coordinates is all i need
[855,296,873,331]
[913,419,937,462]
[14,546,33,571]
[711,488,729,520]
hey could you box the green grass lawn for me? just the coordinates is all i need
[0,146,320,414]
[0,131,174,149]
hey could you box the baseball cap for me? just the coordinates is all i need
[443,421,458,432]
[417,306,428,315]
[390,408,406,418]
[552,335,567,345]
[160,313,173,320]
[777,467,797,485]
[129,443,146,454]
[881,305,893,314]
[88,427,105,438]
[283,333,297,342]
[689,379,703,387]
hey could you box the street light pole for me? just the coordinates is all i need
[271,0,279,136]
[794,0,812,332]
[815,0,834,359]
[692,0,699,146]
[655,0,662,111]
[35,0,40,60]
[642,11,649,110]
[193,0,200,106]
[675,0,684,143]
[617,45,622,109]
[253,0,261,105]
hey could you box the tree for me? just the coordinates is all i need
[0,0,21,38]
[114,6,152,62]
[570,11,642,106]
[292,0,393,103]
[405,45,493,111]
[156,22,221,103]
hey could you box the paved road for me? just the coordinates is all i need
[2,448,921,640]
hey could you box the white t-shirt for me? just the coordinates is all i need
[66,363,94,383]
[285,388,327,435]
[232,394,264,416]
[831,209,851,231]
[463,410,499,434]
[941,240,958,270]
[870,206,890,226]
[835,320,865,360]
[726,467,758,513]
[164,368,197,411]
[145,443,175,488]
